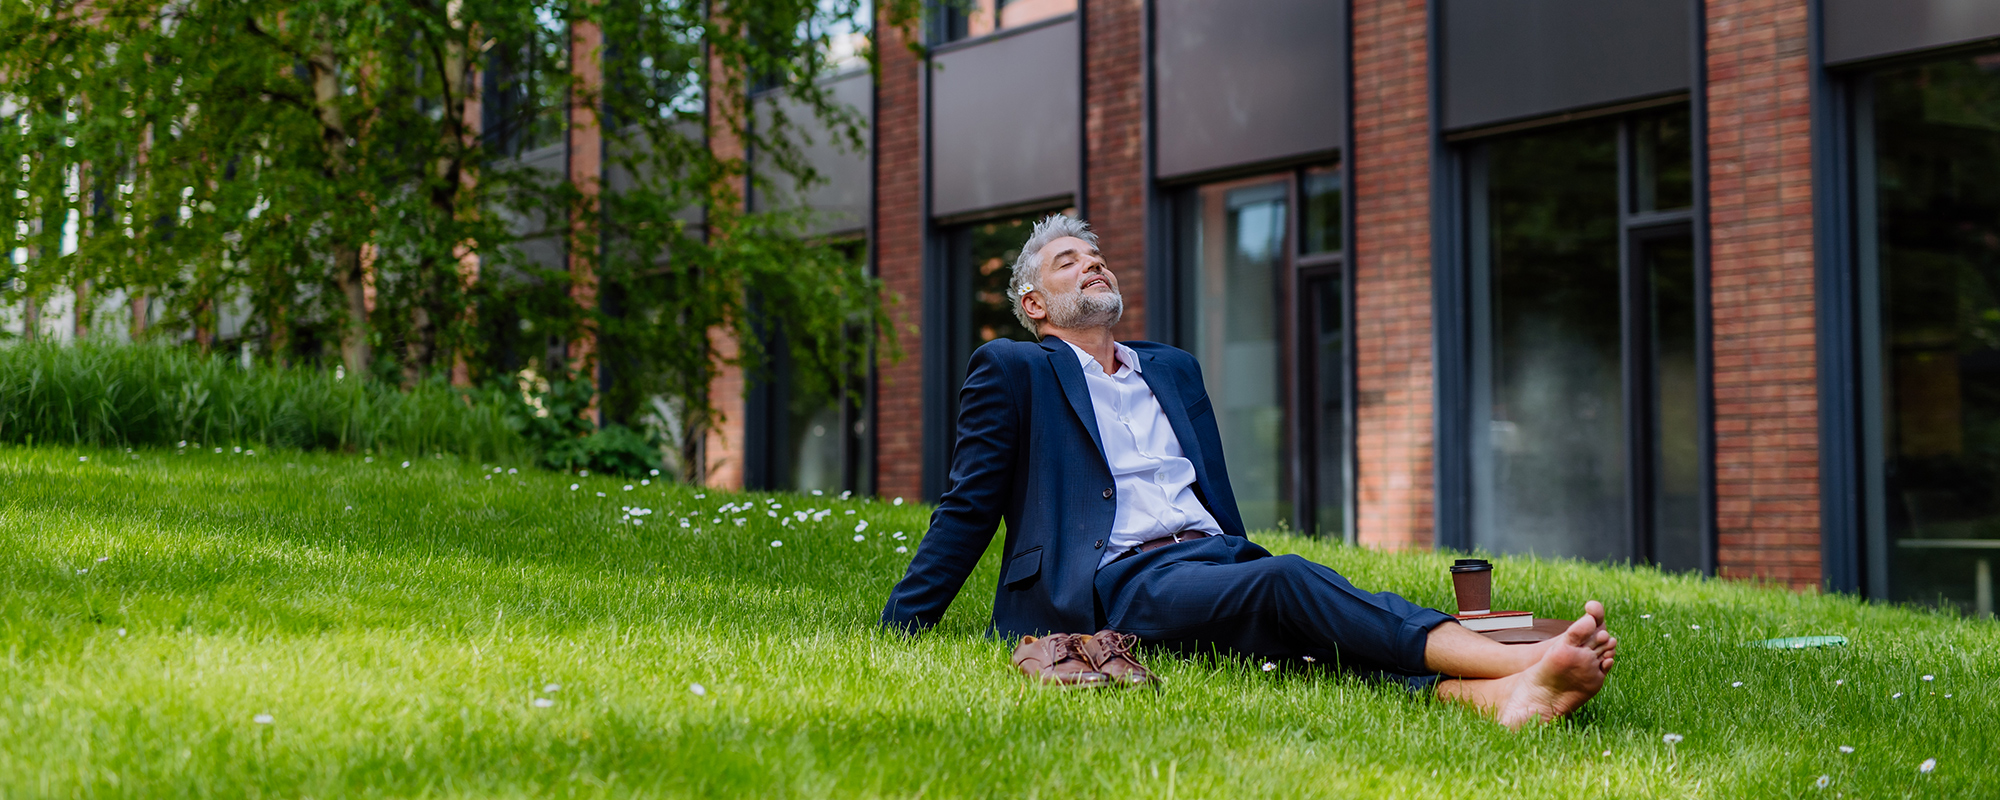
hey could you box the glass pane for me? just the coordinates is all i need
[1869,54,2000,617]
[1312,277,1345,537]
[1646,236,1701,572]
[941,0,1074,42]
[1471,122,1626,561]
[1633,108,1693,212]
[1302,165,1343,254]
[967,215,1042,347]
[1182,178,1291,531]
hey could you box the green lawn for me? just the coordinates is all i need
[1,445,1992,798]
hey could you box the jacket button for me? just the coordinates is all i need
[1102,487,1115,499]
[1093,540,1104,549]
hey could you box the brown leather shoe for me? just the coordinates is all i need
[1012,634,1111,687]
[1081,629,1157,686]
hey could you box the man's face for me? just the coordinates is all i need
[1022,236,1123,331]
[1035,236,1117,299]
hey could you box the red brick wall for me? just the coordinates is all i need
[1349,0,1435,550]
[874,20,926,503]
[1084,0,1148,341]
[1706,0,1821,589]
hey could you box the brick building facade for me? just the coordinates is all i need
[723,0,2000,617]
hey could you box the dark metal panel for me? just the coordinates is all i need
[1826,0,2000,65]
[1153,0,1344,180]
[1813,0,1865,593]
[1690,0,1719,579]
[1430,0,1471,552]
[929,19,1080,219]
[1441,0,1689,131]
[751,70,873,235]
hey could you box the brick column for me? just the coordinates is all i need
[1706,0,1820,589]
[874,20,926,503]
[702,35,748,490]
[1084,0,1148,341]
[568,19,603,383]
[1349,0,1435,550]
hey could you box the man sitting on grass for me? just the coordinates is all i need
[881,215,1617,727]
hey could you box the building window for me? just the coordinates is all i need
[1461,107,1700,569]
[935,0,1075,44]
[746,239,873,496]
[1171,163,1345,536]
[1856,51,2000,617]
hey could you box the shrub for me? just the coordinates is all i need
[0,342,527,460]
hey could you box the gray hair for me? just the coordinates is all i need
[1007,214,1098,335]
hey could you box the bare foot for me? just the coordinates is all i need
[1494,612,1613,729]
[1508,600,1614,665]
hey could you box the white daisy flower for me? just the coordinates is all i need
[1662,733,1683,745]
[402,461,410,468]
[770,540,782,547]
[690,683,706,696]
[1838,745,1854,754]
[1261,662,1276,672]
[253,713,274,724]
[571,484,580,491]
[532,698,554,708]
[894,546,907,553]
[893,497,904,505]
[544,683,561,692]
[854,535,866,542]
[1919,758,1937,774]
[1815,775,1830,789]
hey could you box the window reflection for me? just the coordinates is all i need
[1302,165,1343,255]
[1469,122,1628,561]
[1180,178,1291,531]
[939,0,1076,43]
[1633,111,1693,213]
[1864,52,2000,617]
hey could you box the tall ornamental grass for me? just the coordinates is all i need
[0,343,526,459]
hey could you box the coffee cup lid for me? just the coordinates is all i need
[1450,558,1492,573]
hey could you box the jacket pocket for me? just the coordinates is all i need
[1186,394,1214,420]
[1003,546,1043,588]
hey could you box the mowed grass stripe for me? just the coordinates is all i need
[0,446,1992,798]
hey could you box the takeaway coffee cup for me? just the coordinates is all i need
[1450,559,1494,615]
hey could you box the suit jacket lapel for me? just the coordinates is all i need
[1043,340,1110,467]
[1136,349,1212,491]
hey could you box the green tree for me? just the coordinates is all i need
[0,0,918,479]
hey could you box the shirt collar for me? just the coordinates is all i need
[1058,337,1142,376]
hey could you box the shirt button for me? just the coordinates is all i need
[1103,488,1115,499]
[1093,540,1104,549]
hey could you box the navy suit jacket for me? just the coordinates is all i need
[880,337,1248,639]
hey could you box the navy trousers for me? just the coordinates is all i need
[1094,535,1453,676]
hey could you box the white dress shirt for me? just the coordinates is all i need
[1059,338,1226,567]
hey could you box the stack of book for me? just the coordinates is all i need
[1453,609,1534,632]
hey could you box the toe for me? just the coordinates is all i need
[1563,614,1599,646]
[1585,600,1606,624]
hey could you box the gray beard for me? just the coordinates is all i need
[1046,286,1123,331]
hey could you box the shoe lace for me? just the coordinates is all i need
[1050,634,1088,664]
[1095,631,1138,664]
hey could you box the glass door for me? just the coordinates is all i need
[1464,107,1704,569]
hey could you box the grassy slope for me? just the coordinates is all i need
[0,446,1992,799]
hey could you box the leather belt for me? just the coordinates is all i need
[1110,530,1215,564]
